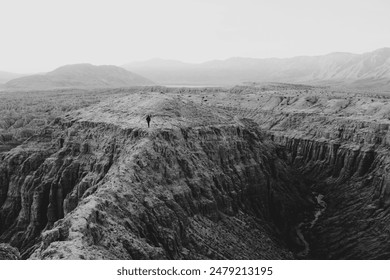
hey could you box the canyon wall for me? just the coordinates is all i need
[220,89,390,259]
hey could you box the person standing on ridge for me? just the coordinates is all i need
[146,114,151,128]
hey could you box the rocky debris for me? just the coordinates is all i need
[0,243,20,260]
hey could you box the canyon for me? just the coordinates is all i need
[1,85,390,259]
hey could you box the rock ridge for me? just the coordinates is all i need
[1,92,314,259]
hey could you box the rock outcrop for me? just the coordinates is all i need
[0,243,20,259]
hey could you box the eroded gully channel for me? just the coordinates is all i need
[295,192,327,258]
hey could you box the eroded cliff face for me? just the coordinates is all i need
[211,88,390,259]
[0,92,313,259]
[274,135,390,259]
[268,109,390,259]
[0,121,118,258]
[0,243,20,260]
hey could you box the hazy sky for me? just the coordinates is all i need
[1,0,390,73]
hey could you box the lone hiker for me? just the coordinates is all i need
[146,114,151,128]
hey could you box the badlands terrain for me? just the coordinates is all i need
[1,84,390,259]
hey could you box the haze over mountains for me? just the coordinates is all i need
[123,48,390,89]
[4,64,154,90]
[2,48,390,90]
[0,71,25,84]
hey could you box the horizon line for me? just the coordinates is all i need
[2,47,389,75]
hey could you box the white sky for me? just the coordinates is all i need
[1,0,389,73]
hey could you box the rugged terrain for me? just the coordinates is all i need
[0,90,314,259]
[1,85,390,259]
[186,84,390,259]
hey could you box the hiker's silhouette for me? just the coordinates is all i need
[146,114,151,128]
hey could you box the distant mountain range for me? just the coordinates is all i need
[123,48,390,89]
[5,64,154,90]
[2,48,390,90]
[0,71,25,84]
